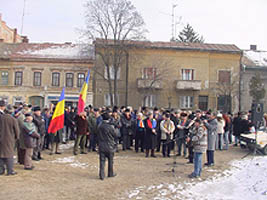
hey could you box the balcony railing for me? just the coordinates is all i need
[137,78,163,89]
[176,80,201,90]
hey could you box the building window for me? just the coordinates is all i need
[142,68,157,79]
[66,73,74,87]
[14,71,23,86]
[143,95,156,107]
[181,69,194,80]
[198,96,208,111]
[104,93,119,106]
[180,96,194,109]
[104,66,120,80]
[77,73,85,88]
[52,72,60,86]
[33,72,41,86]
[1,71,8,85]
[218,70,231,84]
[13,96,23,106]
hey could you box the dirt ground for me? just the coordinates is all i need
[0,143,252,200]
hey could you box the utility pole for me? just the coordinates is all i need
[21,0,26,34]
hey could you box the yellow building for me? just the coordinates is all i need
[94,40,242,113]
[0,43,94,107]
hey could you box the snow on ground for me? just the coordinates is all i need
[127,156,267,200]
[59,142,74,151]
[51,156,97,170]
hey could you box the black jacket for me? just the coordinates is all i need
[97,120,118,153]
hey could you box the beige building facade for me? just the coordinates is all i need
[94,41,242,113]
[0,43,94,107]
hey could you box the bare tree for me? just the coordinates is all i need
[215,74,239,113]
[83,0,147,106]
[137,56,175,108]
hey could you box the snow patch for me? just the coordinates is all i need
[244,50,267,66]
[126,156,267,200]
[51,156,97,169]
[59,142,74,150]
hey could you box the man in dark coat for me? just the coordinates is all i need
[32,106,45,160]
[0,101,20,175]
[97,113,118,180]
[120,109,133,150]
[233,112,242,146]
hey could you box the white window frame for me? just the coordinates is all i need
[104,93,119,106]
[104,66,121,80]
[142,67,157,80]
[180,96,194,109]
[181,69,194,80]
[1,71,8,85]
[143,95,156,107]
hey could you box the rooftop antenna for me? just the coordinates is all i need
[171,4,178,40]
[21,0,26,34]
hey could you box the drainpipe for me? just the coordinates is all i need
[239,51,243,112]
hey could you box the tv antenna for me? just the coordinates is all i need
[21,0,26,34]
[171,4,178,40]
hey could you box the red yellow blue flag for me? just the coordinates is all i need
[48,88,65,133]
[78,70,90,114]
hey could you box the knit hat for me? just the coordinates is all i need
[0,100,6,107]
[33,106,41,112]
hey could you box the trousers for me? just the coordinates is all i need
[24,148,33,168]
[99,151,114,179]
[0,157,14,175]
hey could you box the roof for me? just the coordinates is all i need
[95,39,241,54]
[243,50,267,67]
[0,43,95,61]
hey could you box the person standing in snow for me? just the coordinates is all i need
[187,119,207,178]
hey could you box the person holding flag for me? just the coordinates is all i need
[48,88,65,155]
[78,70,90,114]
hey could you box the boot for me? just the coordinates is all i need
[151,149,156,158]
[145,149,149,158]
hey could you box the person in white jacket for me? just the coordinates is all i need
[216,113,225,150]
[160,113,175,157]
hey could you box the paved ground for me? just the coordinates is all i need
[0,143,252,200]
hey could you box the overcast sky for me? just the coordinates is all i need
[0,0,266,50]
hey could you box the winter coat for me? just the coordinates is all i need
[191,125,207,153]
[97,120,118,153]
[109,117,122,138]
[120,114,133,136]
[233,116,242,136]
[160,119,175,140]
[217,119,225,134]
[144,118,157,149]
[33,114,46,137]
[88,113,97,135]
[23,120,40,148]
[176,119,190,139]
[204,118,218,151]
[74,115,89,135]
[0,113,20,158]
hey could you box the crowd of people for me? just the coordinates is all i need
[0,99,258,179]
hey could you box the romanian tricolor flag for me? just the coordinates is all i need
[78,70,90,114]
[48,88,65,134]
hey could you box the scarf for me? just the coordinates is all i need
[163,120,175,132]
[147,118,157,129]
[137,119,145,128]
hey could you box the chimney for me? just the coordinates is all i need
[22,36,29,43]
[250,45,257,51]
[13,28,17,43]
